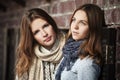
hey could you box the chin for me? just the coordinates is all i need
[72,37,78,40]
[48,40,54,46]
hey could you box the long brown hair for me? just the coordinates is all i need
[67,4,106,65]
[16,8,58,77]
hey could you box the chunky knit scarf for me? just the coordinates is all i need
[28,33,65,80]
[55,37,85,80]
[17,33,66,80]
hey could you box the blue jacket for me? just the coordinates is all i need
[61,56,101,80]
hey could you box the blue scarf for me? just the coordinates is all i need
[55,37,85,80]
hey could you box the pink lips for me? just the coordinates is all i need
[44,36,52,42]
[72,31,79,35]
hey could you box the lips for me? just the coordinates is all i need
[44,36,52,42]
[72,31,79,35]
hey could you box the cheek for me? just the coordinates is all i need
[81,28,89,37]
[83,28,89,34]
[34,34,43,43]
[48,27,56,36]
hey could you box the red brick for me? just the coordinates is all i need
[27,0,45,7]
[105,8,120,24]
[112,8,120,24]
[59,1,76,13]
[92,0,107,7]
[53,16,66,28]
[108,0,120,6]
[65,14,73,29]
[75,0,91,8]
[105,10,112,24]
[50,3,58,14]
[41,6,49,13]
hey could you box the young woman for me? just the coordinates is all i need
[55,4,106,80]
[15,8,66,80]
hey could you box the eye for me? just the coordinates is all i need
[33,30,39,35]
[43,23,49,28]
[79,20,88,26]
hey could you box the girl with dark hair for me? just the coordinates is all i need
[15,8,66,80]
[55,4,106,80]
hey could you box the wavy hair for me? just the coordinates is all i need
[16,8,58,77]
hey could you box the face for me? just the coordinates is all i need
[31,18,56,49]
[71,10,89,41]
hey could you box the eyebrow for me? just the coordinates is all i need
[80,20,88,23]
[33,29,39,35]
[42,22,49,27]
[72,17,88,22]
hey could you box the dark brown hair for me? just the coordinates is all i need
[67,4,106,65]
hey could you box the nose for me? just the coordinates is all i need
[73,22,79,30]
[41,30,48,37]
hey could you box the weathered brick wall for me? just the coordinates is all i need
[0,0,119,79]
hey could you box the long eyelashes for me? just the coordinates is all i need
[43,23,49,28]
[79,21,88,25]
[71,17,88,25]
[33,30,39,35]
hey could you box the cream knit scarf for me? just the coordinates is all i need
[27,33,65,80]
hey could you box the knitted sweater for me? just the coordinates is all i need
[16,32,66,80]
[61,56,101,80]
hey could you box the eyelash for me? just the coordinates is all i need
[33,30,39,35]
[79,21,87,25]
[71,18,87,25]
[33,23,49,35]
[43,23,49,28]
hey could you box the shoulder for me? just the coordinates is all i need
[74,56,93,67]
[72,56,100,73]
[72,57,101,80]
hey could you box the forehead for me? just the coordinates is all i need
[31,18,47,31]
[73,10,88,20]
[31,18,47,26]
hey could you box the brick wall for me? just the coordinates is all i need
[0,0,119,79]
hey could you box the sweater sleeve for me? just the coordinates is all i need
[77,63,100,80]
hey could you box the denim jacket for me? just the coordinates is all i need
[61,56,101,80]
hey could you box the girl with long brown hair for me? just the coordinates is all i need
[15,8,66,80]
[55,4,106,80]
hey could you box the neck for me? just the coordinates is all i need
[42,44,54,50]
